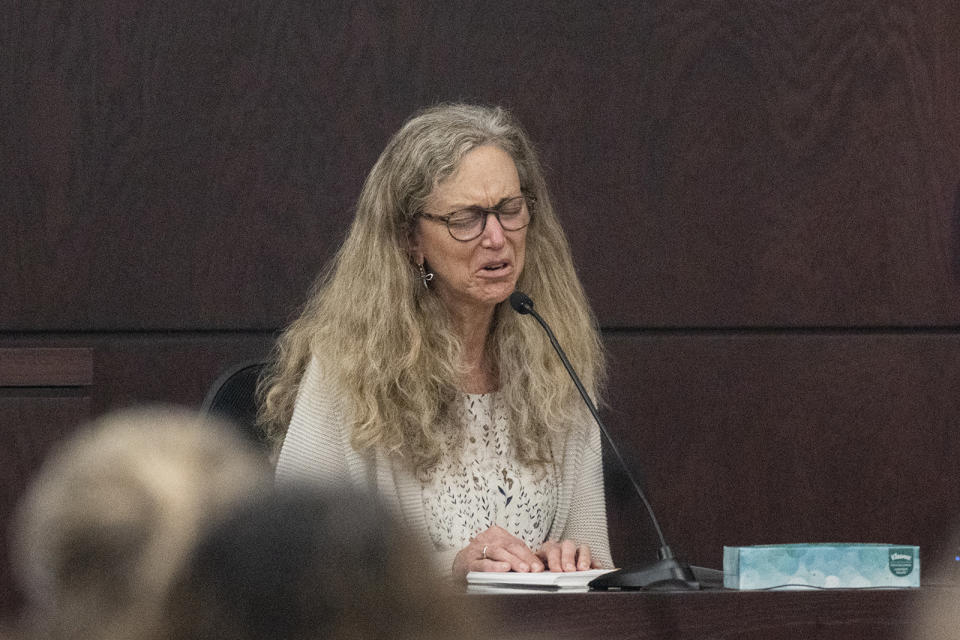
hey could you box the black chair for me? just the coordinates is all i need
[201,360,269,452]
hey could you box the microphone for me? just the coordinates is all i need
[509,291,699,590]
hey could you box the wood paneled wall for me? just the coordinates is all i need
[2,0,959,615]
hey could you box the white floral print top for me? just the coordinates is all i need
[420,392,559,553]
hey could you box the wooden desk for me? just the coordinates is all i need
[463,587,935,639]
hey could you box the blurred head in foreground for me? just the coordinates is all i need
[160,483,476,640]
[10,406,269,640]
[910,544,960,640]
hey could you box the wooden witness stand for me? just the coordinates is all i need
[459,586,937,640]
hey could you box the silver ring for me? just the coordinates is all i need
[481,545,488,560]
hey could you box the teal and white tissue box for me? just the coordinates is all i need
[723,543,920,590]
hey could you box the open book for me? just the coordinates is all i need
[466,568,616,593]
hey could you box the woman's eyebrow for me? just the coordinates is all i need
[445,194,523,211]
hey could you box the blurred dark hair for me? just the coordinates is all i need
[161,484,477,640]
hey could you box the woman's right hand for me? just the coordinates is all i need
[452,525,545,581]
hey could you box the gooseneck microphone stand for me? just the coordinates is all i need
[510,291,699,590]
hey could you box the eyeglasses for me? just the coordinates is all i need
[419,194,534,242]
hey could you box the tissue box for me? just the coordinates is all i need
[723,543,920,590]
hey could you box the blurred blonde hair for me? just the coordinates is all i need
[11,406,268,640]
[260,103,605,472]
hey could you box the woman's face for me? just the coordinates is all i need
[412,144,528,319]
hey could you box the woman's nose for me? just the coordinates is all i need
[480,213,506,248]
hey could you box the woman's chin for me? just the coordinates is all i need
[435,277,520,315]
[485,282,519,306]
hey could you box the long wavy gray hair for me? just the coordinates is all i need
[260,103,605,472]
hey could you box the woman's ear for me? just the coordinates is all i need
[406,225,424,265]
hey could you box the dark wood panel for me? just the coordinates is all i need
[577,0,960,328]
[0,396,92,617]
[601,333,960,573]
[0,348,93,387]
[2,2,959,330]
[87,334,276,414]
[0,334,275,414]
[465,588,928,640]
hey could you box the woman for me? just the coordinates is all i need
[262,103,611,579]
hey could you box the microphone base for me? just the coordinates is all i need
[588,558,701,591]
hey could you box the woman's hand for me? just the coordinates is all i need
[452,526,545,580]
[536,540,598,572]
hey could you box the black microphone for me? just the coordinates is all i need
[509,291,699,590]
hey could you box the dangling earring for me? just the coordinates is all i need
[417,262,434,289]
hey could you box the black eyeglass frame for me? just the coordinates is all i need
[418,193,536,242]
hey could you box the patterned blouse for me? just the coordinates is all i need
[420,392,559,554]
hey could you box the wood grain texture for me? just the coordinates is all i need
[0,348,93,386]
[0,334,275,413]
[2,1,958,329]
[577,0,960,327]
[466,587,928,640]
[602,333,960,573]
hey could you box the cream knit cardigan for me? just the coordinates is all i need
[275,357,613,573]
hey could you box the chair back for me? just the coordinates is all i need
[201,361,268,450]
